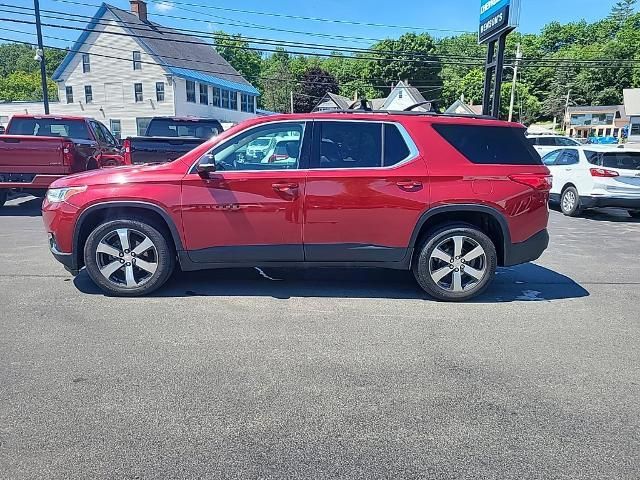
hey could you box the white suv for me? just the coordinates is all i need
[527,135,582,157]
[542,146,640,217]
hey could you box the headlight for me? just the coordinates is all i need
[46,186,87,203]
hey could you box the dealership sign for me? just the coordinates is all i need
[479,0,520,44]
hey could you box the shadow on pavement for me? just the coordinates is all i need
[551,204,640,223]
[0,195,43,217]
[74,262,589,303]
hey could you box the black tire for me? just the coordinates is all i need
[628,210,640,219]
[560,186,582,216]
[83,217,175,296]
[0,189,7,208]
[412,223,497,302]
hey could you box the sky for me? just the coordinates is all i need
[0,0,624,53]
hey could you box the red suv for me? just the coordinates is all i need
[43,112,551,301]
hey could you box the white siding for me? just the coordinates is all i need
[173,78,257,124]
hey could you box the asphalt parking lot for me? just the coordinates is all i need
[1,195,639,479]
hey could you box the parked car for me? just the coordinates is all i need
[527,134,582,157]
[43,112,551,301]
[123,117,223,165]
[542,146,640,217]
[245,136,276,160]
[0,115,124,208]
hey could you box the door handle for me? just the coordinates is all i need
[396,180,423,190]
[272,182,299,192]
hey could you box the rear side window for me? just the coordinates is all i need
[384,124,411,166]
[433,124,542,165]
[8,118,91,140]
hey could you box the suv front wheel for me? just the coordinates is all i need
[413,224,497,302]
[84,217,175,296]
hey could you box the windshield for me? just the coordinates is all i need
[8,118,91,140]
[146,119,222,139]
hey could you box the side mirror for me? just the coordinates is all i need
[197,162,216,179]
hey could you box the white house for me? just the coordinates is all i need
[0,0,259,137]
[623,89,640,144]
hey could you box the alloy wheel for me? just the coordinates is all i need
[428,235,487,293]
[562,190,577,212]
[95,228,158,288]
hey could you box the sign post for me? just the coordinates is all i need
[479,0,521,118]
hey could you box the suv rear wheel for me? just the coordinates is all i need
[84,217,175,296]
[413,224,497,302]
[560,186,582,216]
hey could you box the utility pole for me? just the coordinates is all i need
[508,43,522,123]
[564,89,572,134]
[290,91,294,114]
[34,0,49,114]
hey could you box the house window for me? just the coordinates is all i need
[631,123,640,136]
[221,89,230,109]
[398,89,403,99]
[84,85,93,103]
[241,93,254,113]
[132,51,142,70]
[65,86,74,104]
[82,54,90,73]
[110,119,122,140]
[230,91,238,110]
[212,87,221,107]
[156,82,165,102]
[199,84,208,105]
[134,83,143,102]
[186,80,196,103]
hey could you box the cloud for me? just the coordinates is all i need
[154,1,175,12]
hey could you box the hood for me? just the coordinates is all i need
[49,162,183,189]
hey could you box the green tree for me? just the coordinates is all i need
[610,0,637,23]
[293,67,339,113]
[366,33,442,95]
[0,70,57,102]
[212,32,262,87]
[260,48,294,113]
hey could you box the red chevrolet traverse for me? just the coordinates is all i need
[43,111,551,301]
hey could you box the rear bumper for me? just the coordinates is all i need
[503,229,549,267]
[580,196,640,209]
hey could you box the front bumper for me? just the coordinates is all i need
[503,229,549,266]
[48,233,79,275]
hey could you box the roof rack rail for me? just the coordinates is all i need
[322,109,498,121]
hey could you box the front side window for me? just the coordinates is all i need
[84,85,93,104]
[65,86,73,104]
[136,117,152,136]
[90,120,107,143]
[156,82,165,102]
[82,54,90,73]
[558,137,580,146]
[132,51,142,70]
[199,122,305,171]
[134,83,143,102]
[199,84,208,105]
[98,122,117,145]
[313,121,382,169]
[186,80,196,103]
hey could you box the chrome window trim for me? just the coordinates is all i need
[187,118,420,175]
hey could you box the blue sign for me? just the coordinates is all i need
[479,0,520,44]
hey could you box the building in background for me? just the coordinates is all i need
[564,105,628,139]
[0,0,259,137]
[623,89,640,144]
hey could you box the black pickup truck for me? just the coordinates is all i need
[123,117,223,165]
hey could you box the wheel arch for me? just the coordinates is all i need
[561,182,577,193]
[73,201,183,269]
[409,204,510,266]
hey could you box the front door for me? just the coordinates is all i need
[303,120,428,263]
[181,121,310,263]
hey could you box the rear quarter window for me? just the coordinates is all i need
[433,124,543,165]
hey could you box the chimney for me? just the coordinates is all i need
[130,0,148,22]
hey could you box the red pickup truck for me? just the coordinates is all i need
[0,115,124,208]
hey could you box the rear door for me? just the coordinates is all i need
[303,120,427,263]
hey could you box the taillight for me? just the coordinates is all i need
[62,141,74,165]
[509,173,553,191]
[123,139,132,165]
[590,168,619,178]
